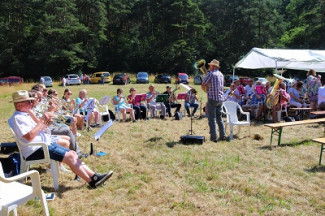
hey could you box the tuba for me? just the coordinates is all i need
[194,59,208,92]
[265,74,284,109]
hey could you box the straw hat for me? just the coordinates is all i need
[208,59,220,68]
[10,90,35,103]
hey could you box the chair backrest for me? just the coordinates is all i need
[9,128,27,162]
[98,96,111,105]
[222,101,240,123]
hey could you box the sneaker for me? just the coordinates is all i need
[89,171,114,188]
[59,165,72,173]
[95,123,101,128]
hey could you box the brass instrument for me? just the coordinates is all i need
[266,74,284,109]
[169,85,180,103]
[194,59,208,92]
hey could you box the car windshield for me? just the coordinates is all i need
[179,75,188,79]
[43,77,51,81]
[69,75,78,79]
[138,73,148,77]
[115,74,124,78]
[161,75,170,78]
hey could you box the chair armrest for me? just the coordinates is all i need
[27,142,50,161]
[0,170,39,183]
[242,111,250,121]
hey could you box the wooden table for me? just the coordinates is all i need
[310,110,325,116]
[312,137,325,165]
[290,107,312,120]
[264,118,325,146]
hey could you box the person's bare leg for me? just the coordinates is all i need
[94,111,99,124]
[62,151,94,182]
[121,108,126,121]
[70,117,77,135]
[128,108,135,121]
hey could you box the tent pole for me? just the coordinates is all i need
[232,67,235,81]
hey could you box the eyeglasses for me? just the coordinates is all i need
[131,90,135,91]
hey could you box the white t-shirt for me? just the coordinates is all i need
[318,86,325,105]
[8,111,51,158]
[245,85,254,98]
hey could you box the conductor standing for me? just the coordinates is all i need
[201,59,226,142]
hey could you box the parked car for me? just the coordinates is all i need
[194,75,205,85]
[113,73,130,85]
[89,71,111,84]
[154,74,171,83]
[65,74,81,85]
[224,75,239,86]
[136,72,149,83]
[176,73,189,84]
[253,77,268,86]
[0,76,23,86]
[40,76,53,87]
[239,77,252,86]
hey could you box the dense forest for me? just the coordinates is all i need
[0,0,324,79]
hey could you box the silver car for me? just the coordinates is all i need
[65,74,81,85]
[41,76,53,87]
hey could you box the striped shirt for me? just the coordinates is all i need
[202,69,224,102]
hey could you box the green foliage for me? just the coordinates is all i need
[0,0,324,79]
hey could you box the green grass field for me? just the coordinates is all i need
[1,82,325,215]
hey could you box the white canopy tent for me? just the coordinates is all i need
[233,48,325,75]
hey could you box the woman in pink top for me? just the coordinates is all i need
[271,82,290,122]
[127,87,147,120]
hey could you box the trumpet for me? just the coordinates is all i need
[194,59,208,92]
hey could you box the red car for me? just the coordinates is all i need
[176,73,189,84]
[0,76,23,85]
[239,77,252,86]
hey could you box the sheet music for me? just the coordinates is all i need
[94,120,113,140]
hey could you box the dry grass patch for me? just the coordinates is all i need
[0,83,325,215]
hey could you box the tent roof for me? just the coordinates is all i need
[234,48,325,72]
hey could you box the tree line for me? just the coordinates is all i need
[0,0,324,80]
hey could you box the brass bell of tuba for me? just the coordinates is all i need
[194,59,208,92]
[194,59,208,75]
[265,74,285,109]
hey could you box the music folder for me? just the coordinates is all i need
[156,94,168,103]
[135,94,147,102]
[177,92,188,100]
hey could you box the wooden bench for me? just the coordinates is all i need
[312,138,325,165]
[264,118,325,146]
[310,110,325,117]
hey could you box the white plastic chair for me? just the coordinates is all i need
[0,162,49,216]
[10,128,60,191]
[222,101,251,140]
[277,103,288,121]
[97,96,111,124]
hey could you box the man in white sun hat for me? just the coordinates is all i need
[8,90,113,188]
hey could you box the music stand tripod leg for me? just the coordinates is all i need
[320,143,324,165]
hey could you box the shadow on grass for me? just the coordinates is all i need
[166,141,178,148]
[258,139,314,150]
[305,165,325,173]
[145,137,163,143]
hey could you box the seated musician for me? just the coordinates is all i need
[288,81,306,108]
[224,83,240,103]
[163,86,181,117]
[127,87,147,120]
[112,88,136,122]
[9,90,113,188]
[271,82,290,122]
[146,84,166,119]
[244,80,254,103]
[76,89,100,127]
[184,88,199,117]
[62,89,84,130]
[265,81,273,94]
[243,81,266,119]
